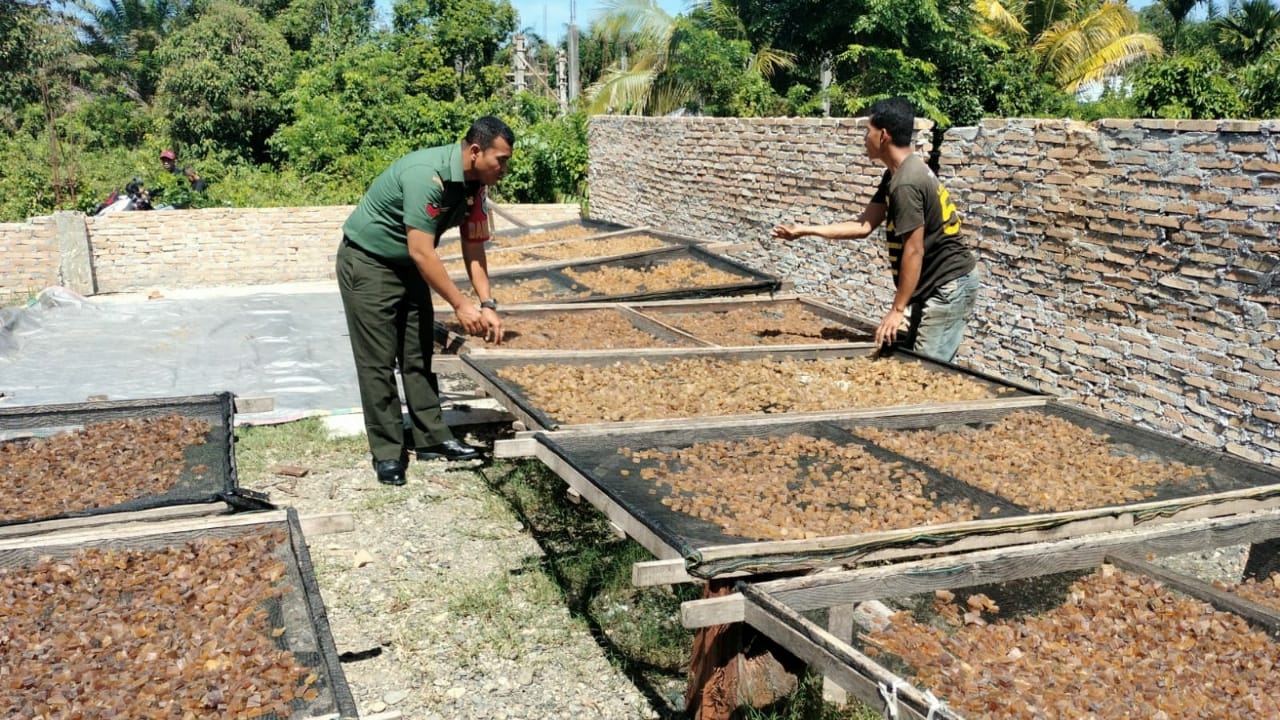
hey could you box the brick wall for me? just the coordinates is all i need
[0,203,582,300]
[86,206,350,292]
[0,216,58,306]
[588,115,1280,465]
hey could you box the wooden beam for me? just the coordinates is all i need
[742,593,948,720]
[681,593,745,628]
[0,502,229,541]
[298,512,355,537]
[0,509,291,552]
[747,508,1280,612]
[633,558,695,586]
[493,437,539,458]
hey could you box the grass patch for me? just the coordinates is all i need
[234,416,366,482]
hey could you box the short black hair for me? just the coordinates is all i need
[464,116,515,150]
[866,97,916,148]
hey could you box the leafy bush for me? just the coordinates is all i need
[499,110,588,204]
[1131,52,1246,119]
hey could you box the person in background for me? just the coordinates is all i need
[771,97,980,363]
[337,116,511,486]
[159,149,206,193]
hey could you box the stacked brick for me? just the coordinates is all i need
[0,217,58,306]
[0,204,582,302]
[588,116,1280,466]
[85,206,352,292]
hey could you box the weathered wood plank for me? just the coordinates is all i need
[0,509,291,552]
[748,508,1280,612]
[680,593,745,628]
[633,558,696,586]
[298,512,355,537]
[742,592,950,720]
[493,437,539,458]
[0,502,229,541]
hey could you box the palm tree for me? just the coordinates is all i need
[583,0,792,115]
[74,0,186,102]
[1160,0,1202,51]
[1216,0,1280,65]
[972,0,1162,92]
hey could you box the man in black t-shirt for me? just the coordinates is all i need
[160,149,207,194]
[772,97,980,362]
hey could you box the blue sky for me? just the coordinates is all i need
[373,1,692,43]
[510,1,690,43]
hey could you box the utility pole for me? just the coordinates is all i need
[820,53,832,118]
[557,48,569,115]
[513,34,526,93]
[567,0,580,102]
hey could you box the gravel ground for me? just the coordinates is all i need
[237,377,682,720]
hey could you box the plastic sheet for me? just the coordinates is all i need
[0,287,361,423]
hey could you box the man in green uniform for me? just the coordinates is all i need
[771,97,980,362]
[338,116,513,485]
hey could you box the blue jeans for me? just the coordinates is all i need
[904,265,981,363]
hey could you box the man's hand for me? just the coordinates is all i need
[771,224,803,240]
[454,303,486,337]
[481,306,503,345]
[875,308,906,348]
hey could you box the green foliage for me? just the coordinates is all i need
[664,19,784,116]
[62,93,156,148]
[984,51,1069,117]
[1238,50,1280,117]
[1215,0,1280,65]
[499,108,589,203]
[1130,50,1245,118]
[393,0,517,94]
[155,1,291,161]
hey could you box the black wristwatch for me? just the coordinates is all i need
[480,298,498,311]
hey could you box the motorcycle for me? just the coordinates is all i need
[93,178,154,216]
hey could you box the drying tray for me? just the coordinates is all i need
[0,392,262,534]
[462,345,1042,434]
[478,244,781,305]
[435,217,631,256]
[528,401,1280,579]
[434,295,875,354]
[738,506,1280,719]
[0,508,357,720]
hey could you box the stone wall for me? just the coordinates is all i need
[588,115,1280,466]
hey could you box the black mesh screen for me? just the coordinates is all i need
[488,245,780,304]
[535,403,1280,577]
[0,510,357,719]
[0,393,238,526]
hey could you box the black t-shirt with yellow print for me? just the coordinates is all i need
[870,154,975,303]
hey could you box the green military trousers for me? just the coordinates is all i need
[336,237,455,462]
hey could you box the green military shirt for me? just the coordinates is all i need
[342,143,482,262]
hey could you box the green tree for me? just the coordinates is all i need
[500,104,589,203]
[1237,50,1280,116]
[585,0,790,115]
[1130,50,1245,118]
[975,0,1163,92]
[1215,0,1280,65]
[155,1,291,160]
[392,0,517,96]
[74,0,188,102]
[1160,0,1202,50]
[273,0,374,63]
